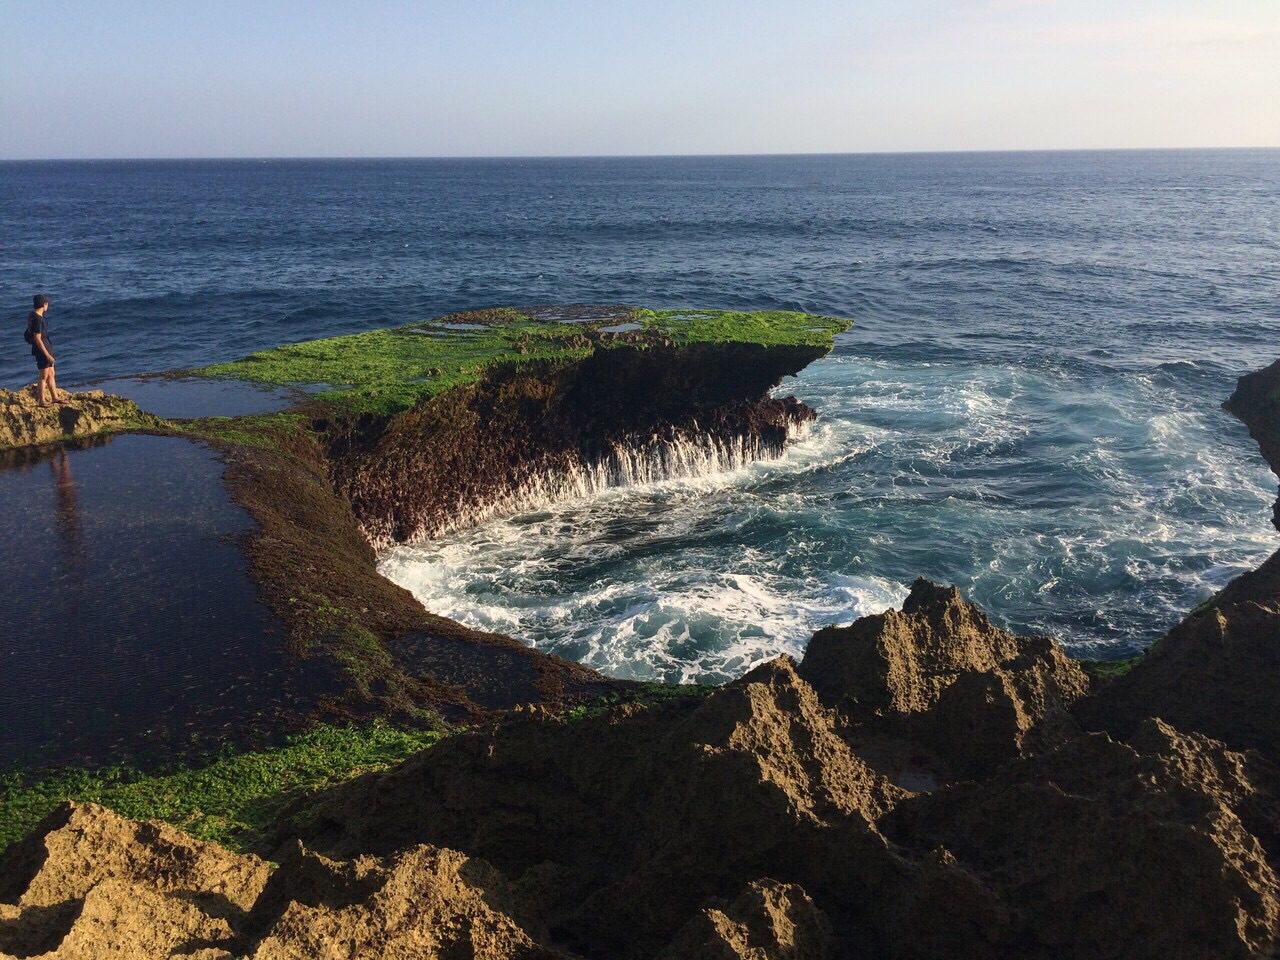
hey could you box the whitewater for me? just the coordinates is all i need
[380,346,1277,682]
[4,151,1278,681]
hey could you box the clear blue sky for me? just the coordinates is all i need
[2,0,1276,159]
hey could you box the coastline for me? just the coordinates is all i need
[2,310,1279,956]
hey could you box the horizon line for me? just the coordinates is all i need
[4,145,1279,163]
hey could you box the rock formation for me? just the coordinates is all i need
[0,387,163,450]
[5,576,1276,958]
[800,579,1092,779]
[5,334,1280,957]
[324,341,823,548]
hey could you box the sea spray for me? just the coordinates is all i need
[403,419,812,544]
[381,350,1278,683]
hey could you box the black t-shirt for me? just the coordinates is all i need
[27,311,49,356]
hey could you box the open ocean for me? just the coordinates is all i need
[3,151,1278,681]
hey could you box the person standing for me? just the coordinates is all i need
[26,294,66,408]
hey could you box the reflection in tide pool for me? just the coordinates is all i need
[0,435,287,771]
[381,351,1278,684]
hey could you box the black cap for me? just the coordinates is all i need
[33,294,49,309]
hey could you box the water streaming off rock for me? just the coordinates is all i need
[4,151,1278,681]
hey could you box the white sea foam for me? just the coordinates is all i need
[381,352,1279,680]
[399,419,814,544]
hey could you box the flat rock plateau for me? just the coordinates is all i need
[2,309,1279,958]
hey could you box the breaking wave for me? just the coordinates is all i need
[381,351,1278,683]
[403,420,810,544]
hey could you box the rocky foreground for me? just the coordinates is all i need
[0,387,162,450]
[3,573,1279,959]
[3,353,1280,958]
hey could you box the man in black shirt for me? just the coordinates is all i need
[26,293,66,408]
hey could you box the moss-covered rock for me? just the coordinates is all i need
[194,306,851,416]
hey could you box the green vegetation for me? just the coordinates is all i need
[0,720,441,856]
[170,411,309,449]
[194,307,851,416]
[640,308,850,348]
[1076,655,1144,681]
[197,309,595,416]
[0,686,715,857]
[563,681,717,721]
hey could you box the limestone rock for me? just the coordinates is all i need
[288,657,904,958]
[881,724,1280,959]
[657,880,835,960]
[0,387,163,449]
[799,579,1091,777]
[241,841,574,960]
[0,801,271,959]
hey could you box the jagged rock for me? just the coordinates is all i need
[657,880,835,960]
[0,387,162,449]
[880,724,1280,959]
[1083,543,1280,767]
[287,657,906,958]
[799,579,1091,778]
[0,801,271,959]
[240,840,575,960]
[1224,357,1280,533]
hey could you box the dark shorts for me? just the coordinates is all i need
[34,353,53,371]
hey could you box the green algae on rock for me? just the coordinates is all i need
[193,306,851,416]
[0,306,847,774]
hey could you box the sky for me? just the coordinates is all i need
[1,0,1277,159]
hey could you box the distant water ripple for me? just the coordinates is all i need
[4,151,1278,679]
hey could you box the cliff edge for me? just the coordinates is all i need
[5,334,1280,959]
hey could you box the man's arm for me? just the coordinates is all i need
[33,332,53,363]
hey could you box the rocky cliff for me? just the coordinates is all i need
[3,578,1277,959]
[197,308,841,726]
[4,331,1280,959]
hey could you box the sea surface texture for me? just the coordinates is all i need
[4,152,1278,681]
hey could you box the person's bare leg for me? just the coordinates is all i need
[36,368,50,406]
[48,367,66,403]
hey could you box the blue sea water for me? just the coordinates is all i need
[3,152,1279,680]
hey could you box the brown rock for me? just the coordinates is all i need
[241,841,575,960]
[287,658,905,958]
[0,801,271,959]
[799,579,1091,777]
[0,387,163,449]
[327,342,823,548]
[880,724,1280,959]
[657,879,835,960]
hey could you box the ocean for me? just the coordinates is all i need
[3,151,1278,681]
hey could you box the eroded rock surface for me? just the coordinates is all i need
[240,840,573,959]
[800,579,1092,779]
[0,802,271,959]
[658,880,836,960]
[4,576,1279,959]
[0,387,163,449]
[326,342,823,547]
[882,720,1280,958]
